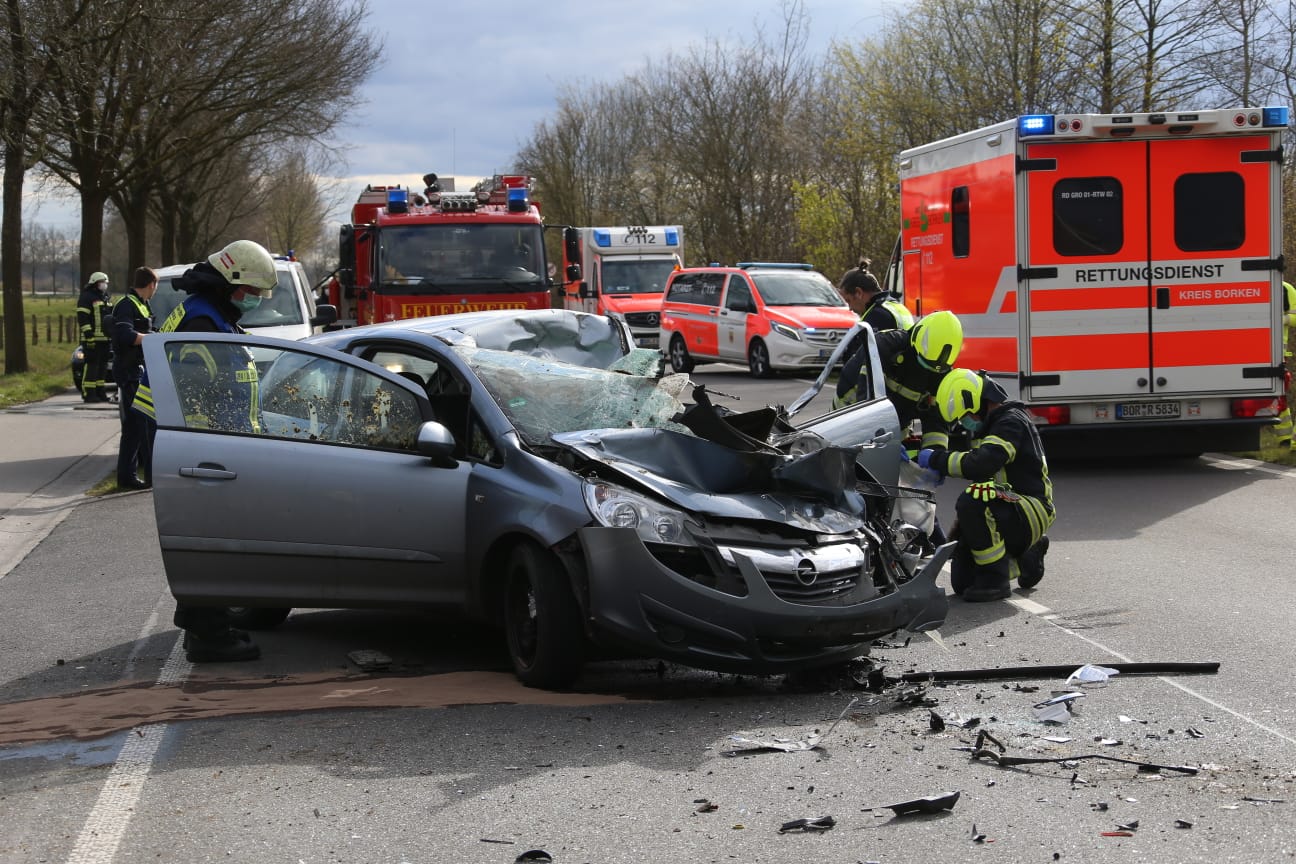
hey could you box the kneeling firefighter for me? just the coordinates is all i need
[915,369,1055,602]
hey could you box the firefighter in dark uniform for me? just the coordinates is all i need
[834,309,963,452]
[917,368,1054,602]
[76,271,112,402]
[111,267,158,489]
[134,239,277,663]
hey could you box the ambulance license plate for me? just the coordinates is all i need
[1116,400,1181,419]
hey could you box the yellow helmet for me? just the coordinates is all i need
[209,240,276,296]
[910,310,962,371]
[936,368,983,423]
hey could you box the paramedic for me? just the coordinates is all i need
[1277,281,1295,449]
[918,368,1054,602]
[111,266,158,489]
[837,258,914,333]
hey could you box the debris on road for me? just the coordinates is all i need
[1066,664,1120,686]
[778,815,836,833]
[725,698,857,755]
[899,661,1220,683]
[346,649,392,672]
[862,790,961,817]
[514,851,552,863]
[968,727,1199,776]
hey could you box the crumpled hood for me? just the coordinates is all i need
[551,427,867,534]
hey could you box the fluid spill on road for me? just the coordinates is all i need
[0,670,631,745]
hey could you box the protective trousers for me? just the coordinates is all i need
[82,339,111,398]
[953,490,1052,583]
[116,379,153,484]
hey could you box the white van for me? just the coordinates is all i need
[150,256,337,338]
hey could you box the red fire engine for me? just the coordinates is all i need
[328,173,556,326]
[885,107,1291,453]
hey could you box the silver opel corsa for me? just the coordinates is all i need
[143,309,949,688]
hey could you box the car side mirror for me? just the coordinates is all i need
[577,281,593,299]
[416,421,458,468]
[566,263,582,283]
[312,304,338,327]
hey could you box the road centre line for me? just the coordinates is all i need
[1009,595,1296,748]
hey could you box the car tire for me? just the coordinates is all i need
[225,607,292,630]
[668,334,695,374]
[503,543,584,689]
[748,338,774,378]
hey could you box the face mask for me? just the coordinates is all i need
[960,414,983,435]
[232,293,262,313]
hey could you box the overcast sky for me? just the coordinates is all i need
[24,0,895,235]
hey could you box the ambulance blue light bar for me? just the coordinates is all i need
[386,188,409,214]
[665,228,680,246]
[1018,114,1055,136]
[593,229,612,247]
[1263,106,1289,127]
[506,187,529,213]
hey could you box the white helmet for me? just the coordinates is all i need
[209,240,276,296]
[89,271,109,285]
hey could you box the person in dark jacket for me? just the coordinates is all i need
[76,271,113,402]
[136,239,278,663]
[917,368,1055,602]
[834,310,963,452]
[111,267,158,489]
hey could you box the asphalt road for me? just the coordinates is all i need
[2,369,1295,864]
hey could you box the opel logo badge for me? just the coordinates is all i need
[795,558,817,586]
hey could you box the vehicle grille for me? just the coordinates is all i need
[624,311,661,329]
[718,542,869,606]
[802,329,848,350]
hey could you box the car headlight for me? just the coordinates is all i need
[769,321,801,342]
[583,480,697,547]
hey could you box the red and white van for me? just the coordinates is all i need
[884,107,1290,453]
[659,263,860,377]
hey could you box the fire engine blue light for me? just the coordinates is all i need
[1262,106,1289,127]
[386,188,408,214]
[593,229,612,247]
[665,229,679,246]
[506,186,529,213]
[1018,114,1054,136]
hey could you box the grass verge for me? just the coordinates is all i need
[1,297,81,409]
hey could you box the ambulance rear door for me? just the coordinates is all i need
[1021,134,1279,408]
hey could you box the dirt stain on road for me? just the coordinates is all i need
[0,670,631,745]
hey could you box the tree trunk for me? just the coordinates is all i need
[78,186,107,284]
[2,141,30,373]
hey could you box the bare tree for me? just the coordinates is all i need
[261,146,328,257]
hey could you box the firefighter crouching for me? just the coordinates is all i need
[77,271,113,402]
[917,368,1055,602]
[133,239,277,662]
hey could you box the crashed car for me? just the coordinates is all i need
[142,308,949,687]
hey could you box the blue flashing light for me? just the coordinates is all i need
[1018,114,1055,136]
[386,188,409,214]
[665,228,679,247]
[593,229,612,247]
[506,186,529,213]
[1262,106,1289,127]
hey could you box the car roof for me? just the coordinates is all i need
[153,258,302,280]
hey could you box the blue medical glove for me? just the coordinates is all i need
[917,448,935,470]
[900,448,913,462]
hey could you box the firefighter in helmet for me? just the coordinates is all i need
[916,368,1055,602]
[77,271,113,402]
[835,309,963,452]
[134,239,278,662]
[1276,280,1295,449]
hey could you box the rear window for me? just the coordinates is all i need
[1053,176,1123,256]
[1174,172,1244,251]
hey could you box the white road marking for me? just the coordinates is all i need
[1008,593,1296,747]
[65,621,190,864]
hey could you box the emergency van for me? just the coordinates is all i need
[562,225,683,348]
[885,107,1291,453]
[660,263,859,377]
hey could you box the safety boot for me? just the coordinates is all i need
[1016,535,1050,589]
[962,560,1012,603]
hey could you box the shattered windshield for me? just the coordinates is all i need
[457,345,693,446]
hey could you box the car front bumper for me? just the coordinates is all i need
[578,526,951,673]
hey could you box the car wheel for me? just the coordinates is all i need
[503,543,584,689]
[748,338,774,378]
[668,334,695,373]
[225,607,292,630]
